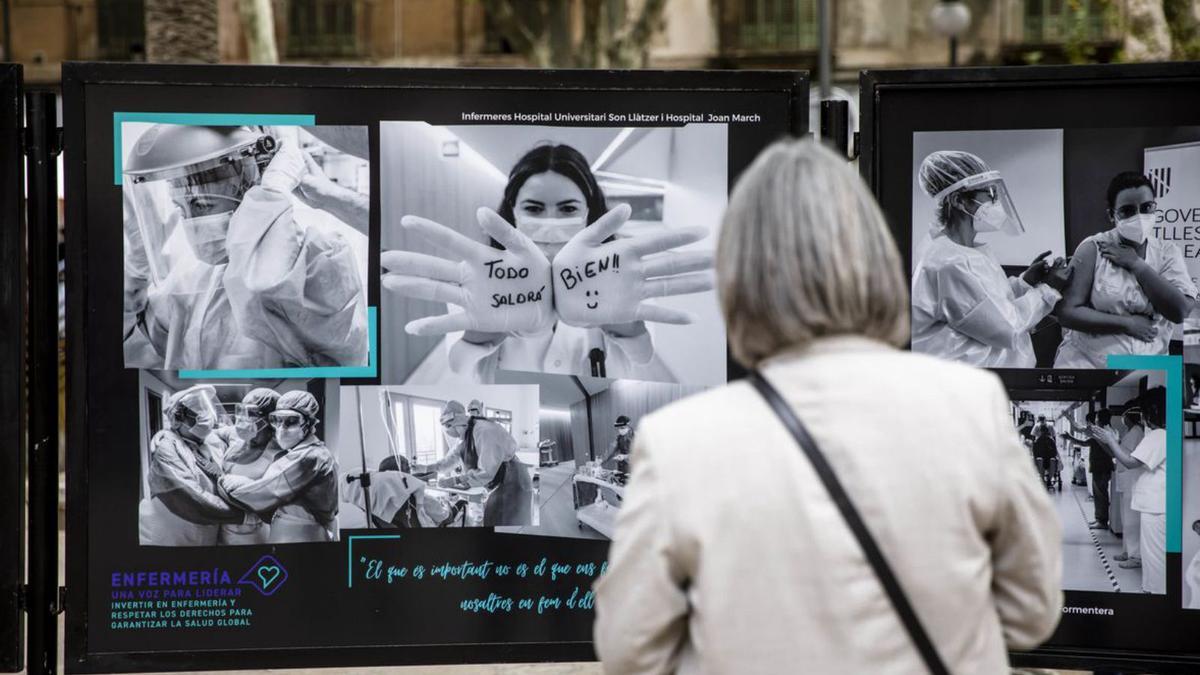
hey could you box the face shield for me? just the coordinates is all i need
[124,126,277,279]
[931,170,1024,239]
[166,385,223,440]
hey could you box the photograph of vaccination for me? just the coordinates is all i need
[136,371,339,546]
[503,378,705,541]
[911,127,1199,369]
[378,121,727,386]
[1005,369,1167,594]
[335,384,540,528]
[122,123,371,371]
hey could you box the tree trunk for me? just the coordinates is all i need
[144,0,220,63]
[1123,0,1172,61]
[238,0,279,64]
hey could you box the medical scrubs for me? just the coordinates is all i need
[1055,230,1197,369]
[221,435,340,543]
[139,429,243,546]
[1132,428,1167,594]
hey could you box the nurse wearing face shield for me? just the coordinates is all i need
[210,387,283,544]
[413,400,533,527]
[1053,171,1198,368]
[139,384,245,546]
[218,390,339,543]
[123,124,367,370]
[382,143,714,383]
[911,151,1072,368]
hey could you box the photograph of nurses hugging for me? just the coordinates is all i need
[912,128,1199,369]
[379,122,727,386]
[136,371,338,546]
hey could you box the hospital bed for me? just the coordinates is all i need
[572,470,625,539]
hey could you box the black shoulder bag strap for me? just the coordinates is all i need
[749,371,952,675]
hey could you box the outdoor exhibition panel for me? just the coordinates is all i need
[0,63,24,674]
[862,63,1200,673]
[62,62,807,673]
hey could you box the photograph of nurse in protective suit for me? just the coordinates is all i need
[335,385,538,529]
[137,371,339,546]
[122,123,370,371]
[379,122,727,386]
[911,129,1197,369]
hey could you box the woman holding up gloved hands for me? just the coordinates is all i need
[382,143,714,382]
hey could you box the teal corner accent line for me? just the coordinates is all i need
[179,306,378,380]
[1106,354,1183,553]
[347,534,403,588]
[113,112,316,185]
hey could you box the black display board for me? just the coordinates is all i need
[63,62,806,673]
[862,63,1200,673]
[0,63,24,674]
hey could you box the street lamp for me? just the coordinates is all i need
[929,1,972,67]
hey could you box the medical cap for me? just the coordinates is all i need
[467,399,484,415]
[242,388,280,414]
[276,390,320,421]
[918,150,990,200]
[440,400,467,425]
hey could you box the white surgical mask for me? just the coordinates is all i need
[971,201,1009,233]
[514,214,585,244]
[276,425,306,451]
[1115,213,1153,244]
[235,418,265,442]
[182,211,233,264]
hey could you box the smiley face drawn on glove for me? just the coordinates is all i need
[586,289,599,310]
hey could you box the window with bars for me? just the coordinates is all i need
[96,0,146,61]
[286,0,366,59]
[729,0,820,53]
[1024,0,1110,43]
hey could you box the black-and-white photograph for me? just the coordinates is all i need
[500,378,705,541]
[122,123,371,371]
[379,122,727,386]
[335,384,541,528]
[911,128,1198,369]
[136,371,339,546]
[1003,369,1167,594]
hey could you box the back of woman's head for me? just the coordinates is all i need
[1140,387,1167,429]
[717,138,909,367]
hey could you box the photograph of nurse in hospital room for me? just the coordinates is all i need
[1003,369,1166,595]
[498,378,706,541]
[136,371,339,546]
[335,384,539,529]
[379,122,727,386]
[911,129,1197,369]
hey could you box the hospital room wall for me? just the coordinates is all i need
[379,123,508,382]
[1063,127,1200,254]
[648,123,729,386]
[567,381,708,466]
[1184,439,1200,608]
[539,409,573,464]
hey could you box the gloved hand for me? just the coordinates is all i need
[123,187,152,282]
[551,203,714,328]
[382,207,555,337]
[260,135,308,195]
[1020,251,1053,286]
[296,151,339,208]
[1043,259,1073,293]
[1122,315,1158,342]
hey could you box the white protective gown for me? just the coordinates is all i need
[125,187,368,370]
[911,236,1061,368]
[138,430,242,547]
[1054,229,1198,369]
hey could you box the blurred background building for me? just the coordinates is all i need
[6,0,1197,87]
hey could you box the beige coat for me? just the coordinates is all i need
[594,336,1062,674]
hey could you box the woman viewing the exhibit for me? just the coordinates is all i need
[381,143,714,382]
[1054,172,1197,368]
[594,139,1063,674]
[1089,387,1168,594]
[910,150,1071,368]
[218,390,340,543]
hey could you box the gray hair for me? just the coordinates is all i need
[717,138,909,367]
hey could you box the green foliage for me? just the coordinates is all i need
[1164,0,1200,59]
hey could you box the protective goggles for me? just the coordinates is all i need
[268,411,306,429]
[1114,201,1158,221]
[171,388,221,427]
[234,403,268,425]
